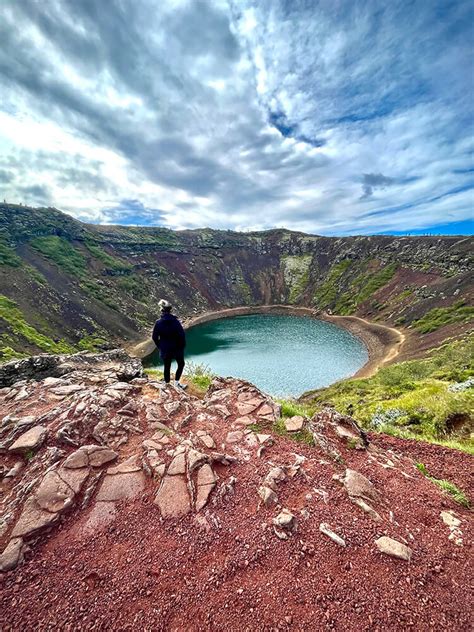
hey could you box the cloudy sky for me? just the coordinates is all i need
[1,0,473,235]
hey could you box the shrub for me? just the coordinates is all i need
[184,362,214,393]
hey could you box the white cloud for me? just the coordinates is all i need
[0,0,472,234]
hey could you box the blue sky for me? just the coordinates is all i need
[0,0,472,235]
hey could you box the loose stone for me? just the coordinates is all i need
[319,523,346,547]
[375,536,412,561]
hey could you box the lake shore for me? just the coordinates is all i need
[130,304,404,379]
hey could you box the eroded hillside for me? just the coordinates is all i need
[1,203,473,361]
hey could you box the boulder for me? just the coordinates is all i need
[264,467,286,491]
[284,416,305,432]
[440,511,461,528]
[96,471,145,502]
[12,497,59,538]
[274,509,296,530]
[226,431,243,444]
[0,538,26,572]
[258,486,277,505]
[168,452,186,475]
[107,455,142,474]
[236,402,259,416]
[63,445,118,469]
[154,475,191,518]
[197,433,216,449]
[343,469,381,503]
[8,426,47,452]
[35,471,76,513]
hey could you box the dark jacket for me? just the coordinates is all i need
[152,313,186,358]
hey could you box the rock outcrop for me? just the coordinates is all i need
[0,351,472,630]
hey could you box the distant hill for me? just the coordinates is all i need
[0,203,473,361]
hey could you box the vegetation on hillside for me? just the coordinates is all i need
[31,236,87,276]
[313,258,398,315]
[0,295,75,358]
[412,300,474,333]
[302,336,474,451]
[84,240,133,273]
[0,241,21,267]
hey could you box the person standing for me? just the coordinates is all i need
[152,299,187,389]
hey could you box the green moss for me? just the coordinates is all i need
[31,236,87,277]
[413,300,474,333]
[0,241,21,267]
[313,259,352,308]
[278,398,315,418]
[77,334,108,352]
[0,294,75,354]
[80,280,120,311]
[184,362,214,394]
[393,288,412,304]
[0,346,28,362]
[416,463,470,507]
[24,265,47,286]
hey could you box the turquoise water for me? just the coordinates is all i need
[151,314,368,397]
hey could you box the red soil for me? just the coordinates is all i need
[2,431,472,631]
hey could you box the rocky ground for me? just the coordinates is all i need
[0,351,472,630]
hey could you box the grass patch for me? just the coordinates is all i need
[272,416,315,446]
[24,265,47,286]
[334,262,397,315]
[31,236,86,277]
[77,333,108,352]
[412,300,474,333]
[184,362,214,395]
[0,345,28,362]
[416,462,470,507]
[116,275,149,302]
[144,367,164,379]
[278,398,315,418]
[0,241,21,267]
[0,294,75,355]
[80,280,120,311]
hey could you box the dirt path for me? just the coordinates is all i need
[129,305,404,380]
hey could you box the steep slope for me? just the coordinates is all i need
[0,352,472,629]
[1,203,473,362]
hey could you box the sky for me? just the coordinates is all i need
[0,0,473,236]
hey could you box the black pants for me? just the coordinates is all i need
[162,351,185,383]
